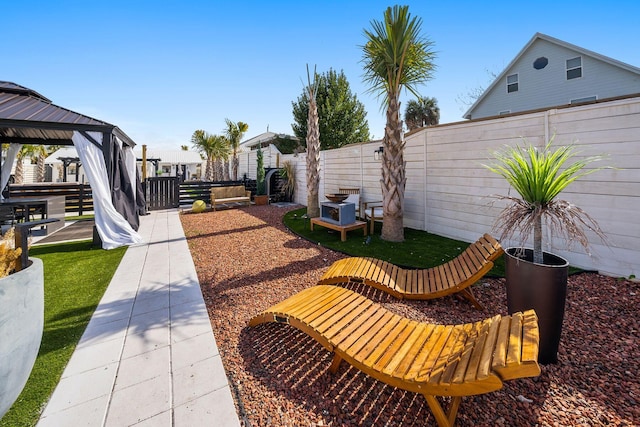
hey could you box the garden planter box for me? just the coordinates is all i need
[0,258,44,418]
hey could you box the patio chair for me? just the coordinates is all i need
[338,188,360,219]
[363,200,383,233]
[249,284,541,427]
[318,234,503,310]
[0,205,17,234]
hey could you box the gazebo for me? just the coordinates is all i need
[0,81,143,249]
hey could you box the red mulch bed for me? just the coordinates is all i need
[180,205,639,426]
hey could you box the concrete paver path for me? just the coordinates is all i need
[37,209,240,426]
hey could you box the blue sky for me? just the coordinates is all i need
[4,1,640,150]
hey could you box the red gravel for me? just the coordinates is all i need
[180,205,639,426]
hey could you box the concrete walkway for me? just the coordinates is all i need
[37,209,241,426]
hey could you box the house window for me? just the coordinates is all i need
[533,57,549,70]
[570,95,597,104]
[566,56,582,79]
[507,73,518,93]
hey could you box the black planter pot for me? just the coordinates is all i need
[505,248,569,364]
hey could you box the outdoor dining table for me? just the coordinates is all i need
[0,198,49,222]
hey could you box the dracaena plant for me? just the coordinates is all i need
[485,136,610,264]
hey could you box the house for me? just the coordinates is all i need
[134,149,205,180]
[46,147,205,181]
[463,33,640,120]
[239,131,301,154]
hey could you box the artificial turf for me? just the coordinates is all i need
[0,241,126,427]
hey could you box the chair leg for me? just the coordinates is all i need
[329,353,342,373]
[424,395,462,427]
[459,287,484,310]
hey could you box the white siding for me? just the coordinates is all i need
[470,39,640,119]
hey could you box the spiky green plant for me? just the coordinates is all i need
[280,160,296,201]
[485,136,610,264]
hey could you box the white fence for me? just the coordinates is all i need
[247,97,640,278]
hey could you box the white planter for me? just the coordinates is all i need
[0,258,44,418]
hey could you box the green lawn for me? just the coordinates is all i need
[0,241,126,427]
[284,208,583,277]
[283,207,507,277]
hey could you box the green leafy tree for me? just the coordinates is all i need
[292,68,370,150]
[404,96,439,130]
[362,5,436,242]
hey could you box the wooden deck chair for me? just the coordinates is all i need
[363,200,383,233]
[318,234,503,310]
[338,188,360,219]
[249,285,541,427]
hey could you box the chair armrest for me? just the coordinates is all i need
[363,201,383,209]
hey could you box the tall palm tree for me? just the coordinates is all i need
[191,130,215,181]
[210,134,230,181]
[14,145,38,184]
[304,65,321,218]
[404,96,440,130]
[362,5,436,242]
[33,145,50,182]
[224,119,249,181]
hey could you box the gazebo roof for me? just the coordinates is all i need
[0,81,135,147]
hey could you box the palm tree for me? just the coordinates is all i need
[13,145,38,184]
[404,96,440,130]
[210,135,230,181]
[362,5,436,242]
[33,145,50,182]
[224,119,249,181]
[304,65,321,218]
[191,130,215,181]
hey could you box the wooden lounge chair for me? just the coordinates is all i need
[318,233,503,310]
[249,285,540,427]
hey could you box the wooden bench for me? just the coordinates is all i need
[249,285,541,427]
[318,234,503,309]
[210,185,251,211]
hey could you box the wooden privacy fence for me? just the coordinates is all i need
[145,177,180,210]
[6,183,93,215]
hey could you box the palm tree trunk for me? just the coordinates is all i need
[14,159,24,184]
[380,92,406,242]
[205,157,213,181]
[36,155,46,182]
[232,156,239,181]
[533,215,543,264]
[223,159,231,181]
[306,94,321,218]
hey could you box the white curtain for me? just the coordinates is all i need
[72,131,143,249]
[1,143,22,200]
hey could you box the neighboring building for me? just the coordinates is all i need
[464,33,640,120]
[134,149,205,180]
[239,131,301,153]
[46,147,205,181]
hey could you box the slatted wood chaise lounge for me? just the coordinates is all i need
[249,285,540,427]
[318,233,504,310]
